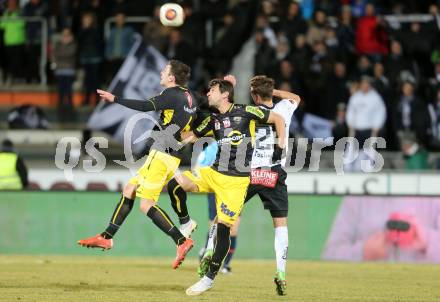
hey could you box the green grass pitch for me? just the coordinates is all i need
[1,255,440,302]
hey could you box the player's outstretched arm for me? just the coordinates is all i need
[267,111,286,149]
[273,89,301,105]
[97,89,158,112]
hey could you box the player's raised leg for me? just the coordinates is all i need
[77,183,137,250]
[167,174,198,238]
[139,197,193,269]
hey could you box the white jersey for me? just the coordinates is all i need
[251,99,297,168]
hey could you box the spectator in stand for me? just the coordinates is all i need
[143,5,171,55]
[290,34,310,75]
[0,139,28,190]
[0,0,26,84]
[78,12,102,106]
[345,76,386,171]
[22,0,47,83]
[428,88,440,150]
[315,0,339,16]
[394,81,430,147]
[255,14,277,49]
[386,40,415,88]
[299,0,314,21]
[105,13,134,83]
[351,55,373,79]
[372,62,394,147]
[254,28,276,76]
[260,0,280,31]
[275,32,290,61]
[351,0,368,18]
[324,26,339,61]
[333,102,348,143]
[322,62,350,120]
[306,40,332,115]
[274,60,303,96]
[166,29,195,69]
[427,61,440,102]
[355,3,388,59]
[180,2,205,55]
[400,132,429,170]
[372,62,390,100]
[336,5,355,63]
[281,2,307,45]
[399,21,435,77]
[52,28,77,121]
[306,9,327,46]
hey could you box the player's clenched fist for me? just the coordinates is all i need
[97,89,116,102]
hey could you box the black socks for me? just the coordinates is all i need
[102,195,134,239]
[147,205,186,245]
[206,223,230,280]
[167,178,190,224]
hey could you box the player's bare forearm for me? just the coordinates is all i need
[267,111,286,149]
[180,131,197,144]
[273,89,301,105]
[223,75,237,87]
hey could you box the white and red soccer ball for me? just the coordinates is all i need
[159,3,185,27]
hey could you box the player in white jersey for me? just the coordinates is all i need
[199,75,300,295]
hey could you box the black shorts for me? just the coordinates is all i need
[244,165,288,218]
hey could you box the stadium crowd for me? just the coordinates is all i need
[1,0,440,156]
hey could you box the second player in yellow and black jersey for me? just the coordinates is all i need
[193,103,270,176]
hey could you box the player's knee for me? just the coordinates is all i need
[122,183,136,199]
[174,174,198,192]
[218,220,233,228]
[272,216,288,228]
[139,199,155,214]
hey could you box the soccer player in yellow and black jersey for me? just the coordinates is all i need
[166,79,286,295]
[78,60,198,269]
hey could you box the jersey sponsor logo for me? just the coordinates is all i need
[245,106,265,119]
[196,116,211,132]
[220,202,236,218]
[218,130,246,146]
[223,117,231,128]
[233,117,242,123]
[184,91,193,107]
[184,105,197,114]
[250,168,279,188]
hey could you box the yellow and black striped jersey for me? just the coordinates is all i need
[193,104,270,176]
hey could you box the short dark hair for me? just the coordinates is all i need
[250,75,274,99]
[209,79,234,103]
[168,60,190,86]
[1,139,14,152]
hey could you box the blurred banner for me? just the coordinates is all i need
[87,35,167,154]
[1,192,439,262]
[302,113,333,139]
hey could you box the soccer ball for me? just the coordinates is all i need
[159,3,185,27]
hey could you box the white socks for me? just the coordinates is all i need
[274,226,288,273]
[206,223,217,251]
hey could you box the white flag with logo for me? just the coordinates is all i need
[87,34,167,154]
